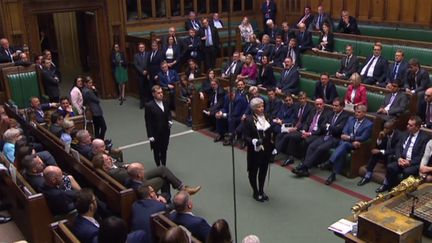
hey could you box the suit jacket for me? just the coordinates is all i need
[24,173,45,193]
[255,43,273,63]
[222,60,243,77]
[285,46,301,67]
[144,100,172,150]
[275,103,296,125]
[82,87,103,117]
[161,35,182,50]
[277,67,300,95]
[243,42,258,56]
[309,13,333,31]
[301,109,330,136]
[198,25,220,49]
[418,101,432,127]
[169,212,211,242]
[395,131,430,165]
[339,54,359,79]
[382,91,409,117]
[182,35,202,60]
[49,123,63,138]
[342,116,373,142]
[209,87,226,115]
[293,103,313,128]
[296,14,314,29]
[297,31,313,52]
[387,60,409,84]
[325,111,350,138]
[131,199,166,242]
[41,68,60,99]
[0,46,18,63]
[108,167,128,185]
[148,50,165,80]
[316,32,334,52]
[406,68,430,93]
[157,70,180,88]
[72,215,99,243]
[185,68,202,80]
[163,44,181,64]
[221,92,249,119]
[344,84,368,106]
[264,27,282,43]
[270,44,287,67]
[281,30,296,45]
[376,130,402,158]
[185,19,202,31]
[337,16,360,35]
[261,0,277,20]
[134,51,149,77]
[209,19,224,29]
[361,55,389,84]
[265,98,282,120]
[41,184,76,215]
[258,65,276,88]
[314,81,339,104]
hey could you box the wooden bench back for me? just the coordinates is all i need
[51,220,80,243]
[151,212,202,243]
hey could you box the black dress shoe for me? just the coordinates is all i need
[0,215,11,224]
[325,173,336,185]
[253,193,264,202]
[282,158,294,166]
[295,168,310,177]
[261,193,269,201]
[214,135,223,142]
[318,161,332,170]
[357,177,371,186]
[375,184,389,193]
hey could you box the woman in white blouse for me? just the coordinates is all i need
[238,16,254,43]
[70,76,84,115]
[163,36,181,72]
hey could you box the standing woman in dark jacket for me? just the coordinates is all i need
[312,22,334,52]
[243,97,274,202]
[82,76,107,139]
[111,43,128,104]
[163,36,181,72]
[257,55,275,89]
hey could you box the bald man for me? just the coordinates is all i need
[418,87,432,128]
[0,38,21,63]
[296,22,312,53]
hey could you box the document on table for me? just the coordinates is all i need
[328,219,355,235]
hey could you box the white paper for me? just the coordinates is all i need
[328,219,355,235]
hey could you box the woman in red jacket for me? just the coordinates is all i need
[344,72,368,111]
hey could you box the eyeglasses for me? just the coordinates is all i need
[373,49,381,51]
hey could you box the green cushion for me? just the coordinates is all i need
[7,71,40,109]
[335,84,347,98]
[358,24,432,42]
[301,54,340,74]
[298,78,316,97]
[367,91,385,112]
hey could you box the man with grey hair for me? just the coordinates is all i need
[242,235,261,243]
[320,105,373,185]
[264,19,280,44]
[169,191,211,242]
[75,129,92,159]
[2,127,21,162]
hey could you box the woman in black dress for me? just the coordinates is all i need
[243,97,274,202]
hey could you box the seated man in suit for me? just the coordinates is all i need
[337,10,360,35]
[377,116,430,192]
[0,38,21,63]
[156,61,180,110]
[221,51,243,79]
[418,87,432,128]
[265,88,283,121]
[275,57,299,95]
[49,111,64,138]
[29,96,58,124]
[314,72,338,104]
[293,98,349,177]
[420,139,432,182]
[255,34,273,64]
[387,49,409,86]
[57,97,75,118]
[131,185,167,241]
[278,98,329,166]
[309,5,333,31]
[286,38,301,67]
[360,43,389,86]
[184,11,201,31]
[271,92,295,136]
[264,19,281,44]
[335,44,359,80]
[281,22,296,45]
[295,6,314,29]
[169,191,211,242]
[296,23,313,53]
[405,58,431,108]
[357,120,401,186]
[203,79,226,140]
[270,36,287,68]
[321,105,373,185]
[21,154,57,192]
[74,129,93,159]
[72,188,100,243]
[375,80,408,121]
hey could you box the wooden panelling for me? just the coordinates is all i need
[331,0,344,19]
[400,0,416,23]
[345,0,358,18]
[370,0,385,21]
[357,0,370,21]
[416,0,432,24]
[384,0,400,22]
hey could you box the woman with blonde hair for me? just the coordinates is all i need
[237,54,258,85]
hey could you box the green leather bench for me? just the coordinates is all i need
[358,24,432,42]
[300,54,341,75]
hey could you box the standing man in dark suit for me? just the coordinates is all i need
[41,58,60,102]
[148,41,165,86]
[169,191,211,242]
[337,10,360,35]
[199,18,220,71]
[321,105,373,185]
[286,38,301,67]
[270,36,287,68]
[405,58,431,109]
[134,42,150,108]
[0,38,20,63]
[292,98,349,177]
[203,79,226,141]
[221,51,243,79]
[296,23,313,53]
[184,11,201,31]
[296,6,314,30]
[376,80,409,121]
[161,26,181,50]
[360,43,389,86]
[209,13,224,29]
[182,29,202,64]
[82,77,107,139]
[376,116,430,192]
[261,0,277,33]
[281,22,296,45]
[357,120,401,186]
[314,72,339,104]
[418,87,432,128]
[145,85,172,167]
[336,44,359,80]
[276,57,300,95]
[387,49,409,85]
[309,5,333,31]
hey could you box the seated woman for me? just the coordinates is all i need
[199,69,216,99]
[2,128,21,163]
[257,55,275,89]
[237,54,258,85]
[312,22,334,52]
[185,59,202,80]
[60,119,75,147]
[344,72,368,111]
[57,97,75,118]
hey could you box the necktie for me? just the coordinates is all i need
[427,103,432,124]
[353,120,361,135]
[300,32,304,40]
[323,85,327,100]
[386,135,392,151]
[166,72,171,83]
[324,114,338,140]
[296,106,304,128]
[402,134,413,159]
[283,68,290,80]
[389,93,396,106]
[345,56,350,68]
[150,51,155,62]
[361,57,376,76]
[392,62,400,80]
[316,15,322,29]
[308,112,320,132]
[6,49,13,62]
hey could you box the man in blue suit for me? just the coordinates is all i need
[131,186,167,242]
[169,191,211,242]
[321,105,373,185]
[360,43,389,86]
[376,116,430,193]
[72,188,100,243]
[276,57,299,95]
[157,61,179,110]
